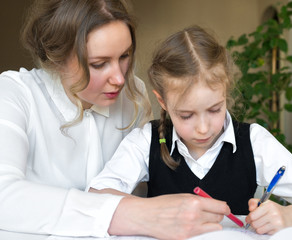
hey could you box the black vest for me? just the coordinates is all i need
[147,119,257,215]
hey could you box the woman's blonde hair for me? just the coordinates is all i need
[148,25,234,169]
[21,0,151,131]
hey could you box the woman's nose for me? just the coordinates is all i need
[109,63,125,86]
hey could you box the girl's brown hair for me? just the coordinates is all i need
[148,25,234,170]
[21,0,151,130]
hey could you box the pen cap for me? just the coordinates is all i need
[267,166,286,192]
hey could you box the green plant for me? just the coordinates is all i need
[227,2,292,152]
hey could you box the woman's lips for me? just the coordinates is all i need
[104,91,120,99]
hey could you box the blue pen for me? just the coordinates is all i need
[245,166,286,229]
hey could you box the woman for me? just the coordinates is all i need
[0,1,229,239]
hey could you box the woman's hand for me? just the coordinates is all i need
[108,193,230,240]
[246,198,292,235]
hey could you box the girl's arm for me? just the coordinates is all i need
[246,199,292,235]
[88,123,152,194]
[249,123,292,235]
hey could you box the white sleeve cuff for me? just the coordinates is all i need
[52,189,124,237]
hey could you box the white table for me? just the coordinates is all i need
[1,214,291,240]
[0,230,155,240]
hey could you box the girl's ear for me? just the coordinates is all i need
[153,90,167,110]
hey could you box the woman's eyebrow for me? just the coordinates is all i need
[88,44,133,60]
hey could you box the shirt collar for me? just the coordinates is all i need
[170,111,237,155]
[91,105,109,117]
[40,69,109,120]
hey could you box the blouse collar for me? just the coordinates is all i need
[38,69,109,121]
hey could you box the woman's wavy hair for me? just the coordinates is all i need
[21,0,151,131]
[148,25,234,170]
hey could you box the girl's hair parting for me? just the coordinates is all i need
[148,25,234,170]
[21,0,151,131]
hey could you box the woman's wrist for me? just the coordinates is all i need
[108,196,149,236]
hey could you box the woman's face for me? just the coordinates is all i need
[62,20,132,109]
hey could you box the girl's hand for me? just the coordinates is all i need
[246,198,292,235]
[108,193,230,240]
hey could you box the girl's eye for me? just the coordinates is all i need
[91,62,105,69]
[180,114,192,120]
[209,108,221,113]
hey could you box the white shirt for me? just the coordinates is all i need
[0,68,150,237]
[90,112,292,199]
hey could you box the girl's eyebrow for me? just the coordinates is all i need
[175,100,225,113]
[208,100,225,109]
[88,45,133,60]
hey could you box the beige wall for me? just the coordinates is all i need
[1,0,290,142]
[0,1,34,72]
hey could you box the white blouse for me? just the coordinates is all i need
[0,68,150,237]
[89,112,292,199]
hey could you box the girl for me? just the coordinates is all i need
[90,25,292,236]
[0,1,221,240]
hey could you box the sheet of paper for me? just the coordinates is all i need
[188,216,292,240]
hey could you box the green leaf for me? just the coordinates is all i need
[284,104,292,112]
[226,38,237,49]
[275,133,286,144]
[256,25,264,33]
[238,34,248,45]
[272,73,281,84]
[286,55,292,63]
[286,87,292,100]
[287,2,292,8]
[256,118,269,128]
[257,58,265,66]
[278,39,288,52]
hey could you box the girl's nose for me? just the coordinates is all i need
[196,116,208,134]
[109,63,125,86]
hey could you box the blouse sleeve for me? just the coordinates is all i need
[0,72,123,237]
[88,122,152,194]
[250,123,292,198]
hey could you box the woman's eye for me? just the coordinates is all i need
[120,53,130,60]
[91,62,105,69]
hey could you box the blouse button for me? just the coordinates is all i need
[84,109,92,117]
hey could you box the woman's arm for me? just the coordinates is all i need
[89,187,131,197]
[0,74,122,237]
[108,193,231,240]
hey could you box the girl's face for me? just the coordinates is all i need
[157,80,226,159]
[62,21,132,109]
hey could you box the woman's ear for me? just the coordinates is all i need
[153,90,167,110]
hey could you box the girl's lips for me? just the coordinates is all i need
[195,137,210,143]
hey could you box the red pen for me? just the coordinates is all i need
[193,187,244,228]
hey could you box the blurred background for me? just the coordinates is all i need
[1,0,291,144]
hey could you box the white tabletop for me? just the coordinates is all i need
[0,230,155,240]
[1,215,291,240]
[0,216,252,240]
